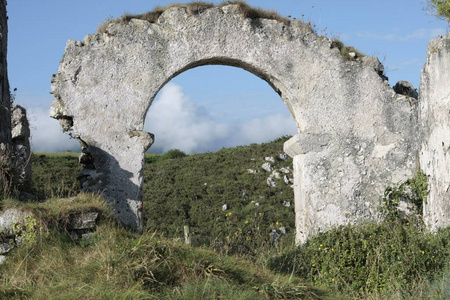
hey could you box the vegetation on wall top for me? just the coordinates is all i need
[97,1,292,33]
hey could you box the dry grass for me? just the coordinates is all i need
[97,1,290,33]
[219,1,290,26]
[331,39,365,61]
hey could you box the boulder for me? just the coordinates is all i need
[0,208,34,233]
[67,211,99,230]
[394,81,418,99]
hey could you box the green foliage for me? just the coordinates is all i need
[10,215,46,246]
[268,172,449,298]
[380,170,428,218]
[164,149,187,159]
[269,222,449,294]
[426,0,450,23]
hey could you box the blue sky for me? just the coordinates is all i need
[6,0,447,153]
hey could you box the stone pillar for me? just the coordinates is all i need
[419,32,450,230]
[0,0,13,191]
[11,104,32,191]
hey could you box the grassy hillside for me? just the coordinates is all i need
[1,137,447,299]
[143,136,296,255]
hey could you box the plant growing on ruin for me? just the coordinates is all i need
[425,0,450,24]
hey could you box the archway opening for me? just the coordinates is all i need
[142,65,297,254]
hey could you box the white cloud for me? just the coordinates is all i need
[227,114,297,147]
[144,83,297,154]
[27,107,80,153]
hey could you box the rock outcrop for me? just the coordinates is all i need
[419,32,450,231]
[11,104,32,191]
[0,1,32,195]
[51,3,418,242]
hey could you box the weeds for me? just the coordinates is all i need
[97,1,290,33]
[331,39,365,61]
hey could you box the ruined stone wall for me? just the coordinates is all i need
[0,1,32,195]
[0,0,12,190]
[51,4,418,241]
[11,104,31,191]
[419,32,450,230]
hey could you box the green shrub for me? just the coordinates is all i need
[164,149,187,160]
[268,172,450,297]
[426,0,450,23]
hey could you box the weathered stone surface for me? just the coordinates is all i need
[261,163,273,172]
[0,208,34,233]
[51,4,418,242]
[394,81,418,99]
[419,32,450,231]
[267,176,277,188]
[10,104,32,191]
[0,0,12,190]
[0,255,6,265]
[67,211,99,230]
[0,242,13,255]
[361,56,386,80]
[265,156,275,163]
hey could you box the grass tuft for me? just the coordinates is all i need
[97,1,291,33]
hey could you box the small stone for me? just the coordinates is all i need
[272,171,281,179]
[280,167,290,174]
[0,243,14,255]
[278,153,289,161]
[255,202,260,206]
[222,204,228,211]
[267,177,277,188]
[265,156,275,163]
[242,192,248,198]
[262,163,273,172]
[279,227,287,235]
[247,169,258,174]
[284,175,294,185]
[0,255,6,265]
[283,201,291,207]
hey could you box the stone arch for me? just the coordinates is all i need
[50,3,418,242]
